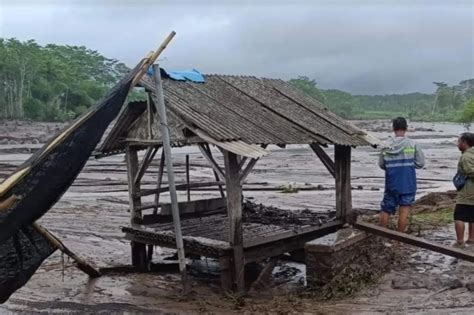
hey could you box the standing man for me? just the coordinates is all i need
[453,132,474,247]
[379,117,425,232]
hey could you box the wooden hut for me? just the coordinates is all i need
[96,71,379,292]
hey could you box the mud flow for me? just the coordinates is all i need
[1,120,473,314]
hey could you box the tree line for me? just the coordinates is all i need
[0,38,129,121]
[0,38,472,124]
[289,77,474,123]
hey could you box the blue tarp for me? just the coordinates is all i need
[147,67,205,83]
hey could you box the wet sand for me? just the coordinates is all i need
[1,119,473,314]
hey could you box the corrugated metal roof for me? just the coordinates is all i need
[98,73,378,155]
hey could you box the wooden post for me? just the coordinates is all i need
[334,145,352,221]
[153,64,188,291]
[186,154,191,202]
[223,150,245,294]
[219,256,233,291]
[126,146,147,269]
[153,149,165,214]
[147,93,153,139]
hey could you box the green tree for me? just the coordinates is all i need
[0,38,131,121]
[462,98,474,125]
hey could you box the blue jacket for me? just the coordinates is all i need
[379,137,425,194]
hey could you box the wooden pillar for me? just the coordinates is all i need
[223,150,245,293]
[334,145,352,222]
[219,256,233,291]
[126,146,147,269]
[153,150,165,214]
[186,154,191,202]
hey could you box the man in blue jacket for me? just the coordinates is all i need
[379,117,425,232]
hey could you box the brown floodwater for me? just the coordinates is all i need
[1,119,473,314]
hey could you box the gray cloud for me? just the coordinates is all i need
[1,0,472,94]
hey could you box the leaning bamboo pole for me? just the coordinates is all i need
[32,223,101,277]
[152,63,189,292]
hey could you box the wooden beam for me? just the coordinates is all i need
[239,144,267,185]
[355,221,474,263]
[223,150,245,294]
[244,220,343,249]
[238,157,248,170]
[309,143,335,178]
[198,143,225,180]
[244,221,343,263]
[153,150,165,214]
[33,223,101,278]
[214,169,226,199]
[334,145,352,221]
[240,158,259,185]
[139,181,225,197]
[134,147,158,186]
[205,143,226,199]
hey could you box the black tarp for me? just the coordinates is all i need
[0,226,56,303]
[0,60,144,303]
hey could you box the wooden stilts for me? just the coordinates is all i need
[223,150,245,294]
[335,145,352,222]
[33,223,101,277]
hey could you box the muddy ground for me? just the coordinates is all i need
[0,119,473,314]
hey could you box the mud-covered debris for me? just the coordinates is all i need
[242,200,335,227]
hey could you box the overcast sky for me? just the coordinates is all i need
[0,0,473,94]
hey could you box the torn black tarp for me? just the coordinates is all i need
[0,58,145,304]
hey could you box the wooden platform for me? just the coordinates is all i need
[123,213,343,263]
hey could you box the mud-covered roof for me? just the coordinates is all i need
[97,73,378,156]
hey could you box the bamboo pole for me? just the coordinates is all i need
[153,150,165,214]
[152,64,188,292]
[32,223,101,278]
[131,31,176,88]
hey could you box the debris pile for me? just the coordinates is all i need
[242,200,335,227]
